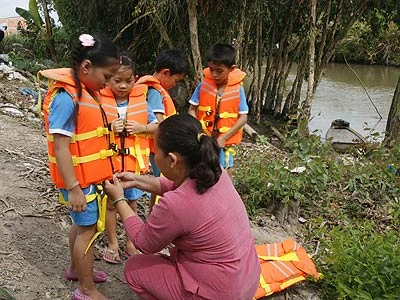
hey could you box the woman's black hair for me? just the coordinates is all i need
[157,114,222,194]
[68,33,119,124]
[206,43,236,67]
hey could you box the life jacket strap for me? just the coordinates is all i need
[47,127,109,143]
[49,149,114,166]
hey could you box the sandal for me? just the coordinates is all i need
[65,267,107,283]
[72,288,92,300]
[102,247,121,264]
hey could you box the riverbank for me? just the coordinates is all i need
[0,77,321,299]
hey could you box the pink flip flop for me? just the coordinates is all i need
[102,247,121,264]
[72,288,92,300]
[65,267,107,283]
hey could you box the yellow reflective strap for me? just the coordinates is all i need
[219,126,230,133]
[74,127,109,141]
[279,275,306,290]
[84,187,108,255]
[49,155,56,164]
[128,137,146,171]
[198,105,211,112]
[223,147,236,169]
[218,112,238,118]
[258,252,300,262]
[198,119,212,136]
[47,127,109,143]
[72,149,114,166]
[259,273,273,296]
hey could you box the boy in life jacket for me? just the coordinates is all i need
[42,33,120,300]
[188,43,248,179]
[136,49,189,212]
[100,53,158,261]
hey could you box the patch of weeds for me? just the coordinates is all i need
[317,222,400,300]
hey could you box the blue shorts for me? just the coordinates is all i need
[124,187,143,200]
[59,184,98,226]
[219,147,234,169]
[150,152,161,177]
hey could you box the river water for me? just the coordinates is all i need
[308,63,400,141]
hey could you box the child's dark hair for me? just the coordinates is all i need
[119,51,137,75]
[68,33,118,125]
[206,43,236,67]
[154,49,190,75]
[70,33,119,99]
[157,114,221,194]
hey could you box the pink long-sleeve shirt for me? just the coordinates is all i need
[124,170,260,299]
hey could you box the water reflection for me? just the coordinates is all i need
[309,63,400,140]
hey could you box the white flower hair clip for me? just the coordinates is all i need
[79,34,95,47]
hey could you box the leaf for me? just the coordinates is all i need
[15,7,34,22]
[29,0,44,29]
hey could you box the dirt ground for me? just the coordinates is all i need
[0,77,320,300]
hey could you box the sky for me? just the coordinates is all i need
[0,0,29,18]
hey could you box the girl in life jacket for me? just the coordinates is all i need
[42,33,120,300]
[100,53,158,263]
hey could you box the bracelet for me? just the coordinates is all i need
[144,125,148,133]
[66,181,80,191]
[112,197,128,206]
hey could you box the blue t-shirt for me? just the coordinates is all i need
[188,82,249,114]
[147,88,165,114]
[48,90,76,136]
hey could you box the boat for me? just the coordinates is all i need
[325,119,366,153]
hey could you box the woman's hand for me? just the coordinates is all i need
[104,175,125,201]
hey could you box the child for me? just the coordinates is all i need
[136,49,189,211]
[42,33,119,300]
[100,53,158,261]
[188,43,248,178]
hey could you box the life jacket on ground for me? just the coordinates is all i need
[197,67,246,146]
[253,239,320,299]
[100,85,150,174]
[136,75,176,153]
[41,68,114,189]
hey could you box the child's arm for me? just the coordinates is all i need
[216,113,248,148]
[53,133,87,212]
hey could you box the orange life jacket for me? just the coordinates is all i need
[197,67,246,146]
[100,85,150,174]
[253,239,320,299]
[41,68,114,188]
[136,75,176,152]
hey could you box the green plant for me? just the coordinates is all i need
[318,222,400,300]
[0,288,15,300]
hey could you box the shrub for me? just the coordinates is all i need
[318,222,400,300]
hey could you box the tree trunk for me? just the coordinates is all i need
[385,75,400,144]
[300,0,317,129]
[235,0,247,67]
[41,0,55,60]
[186,0,203,83]
[252,0,263,123]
